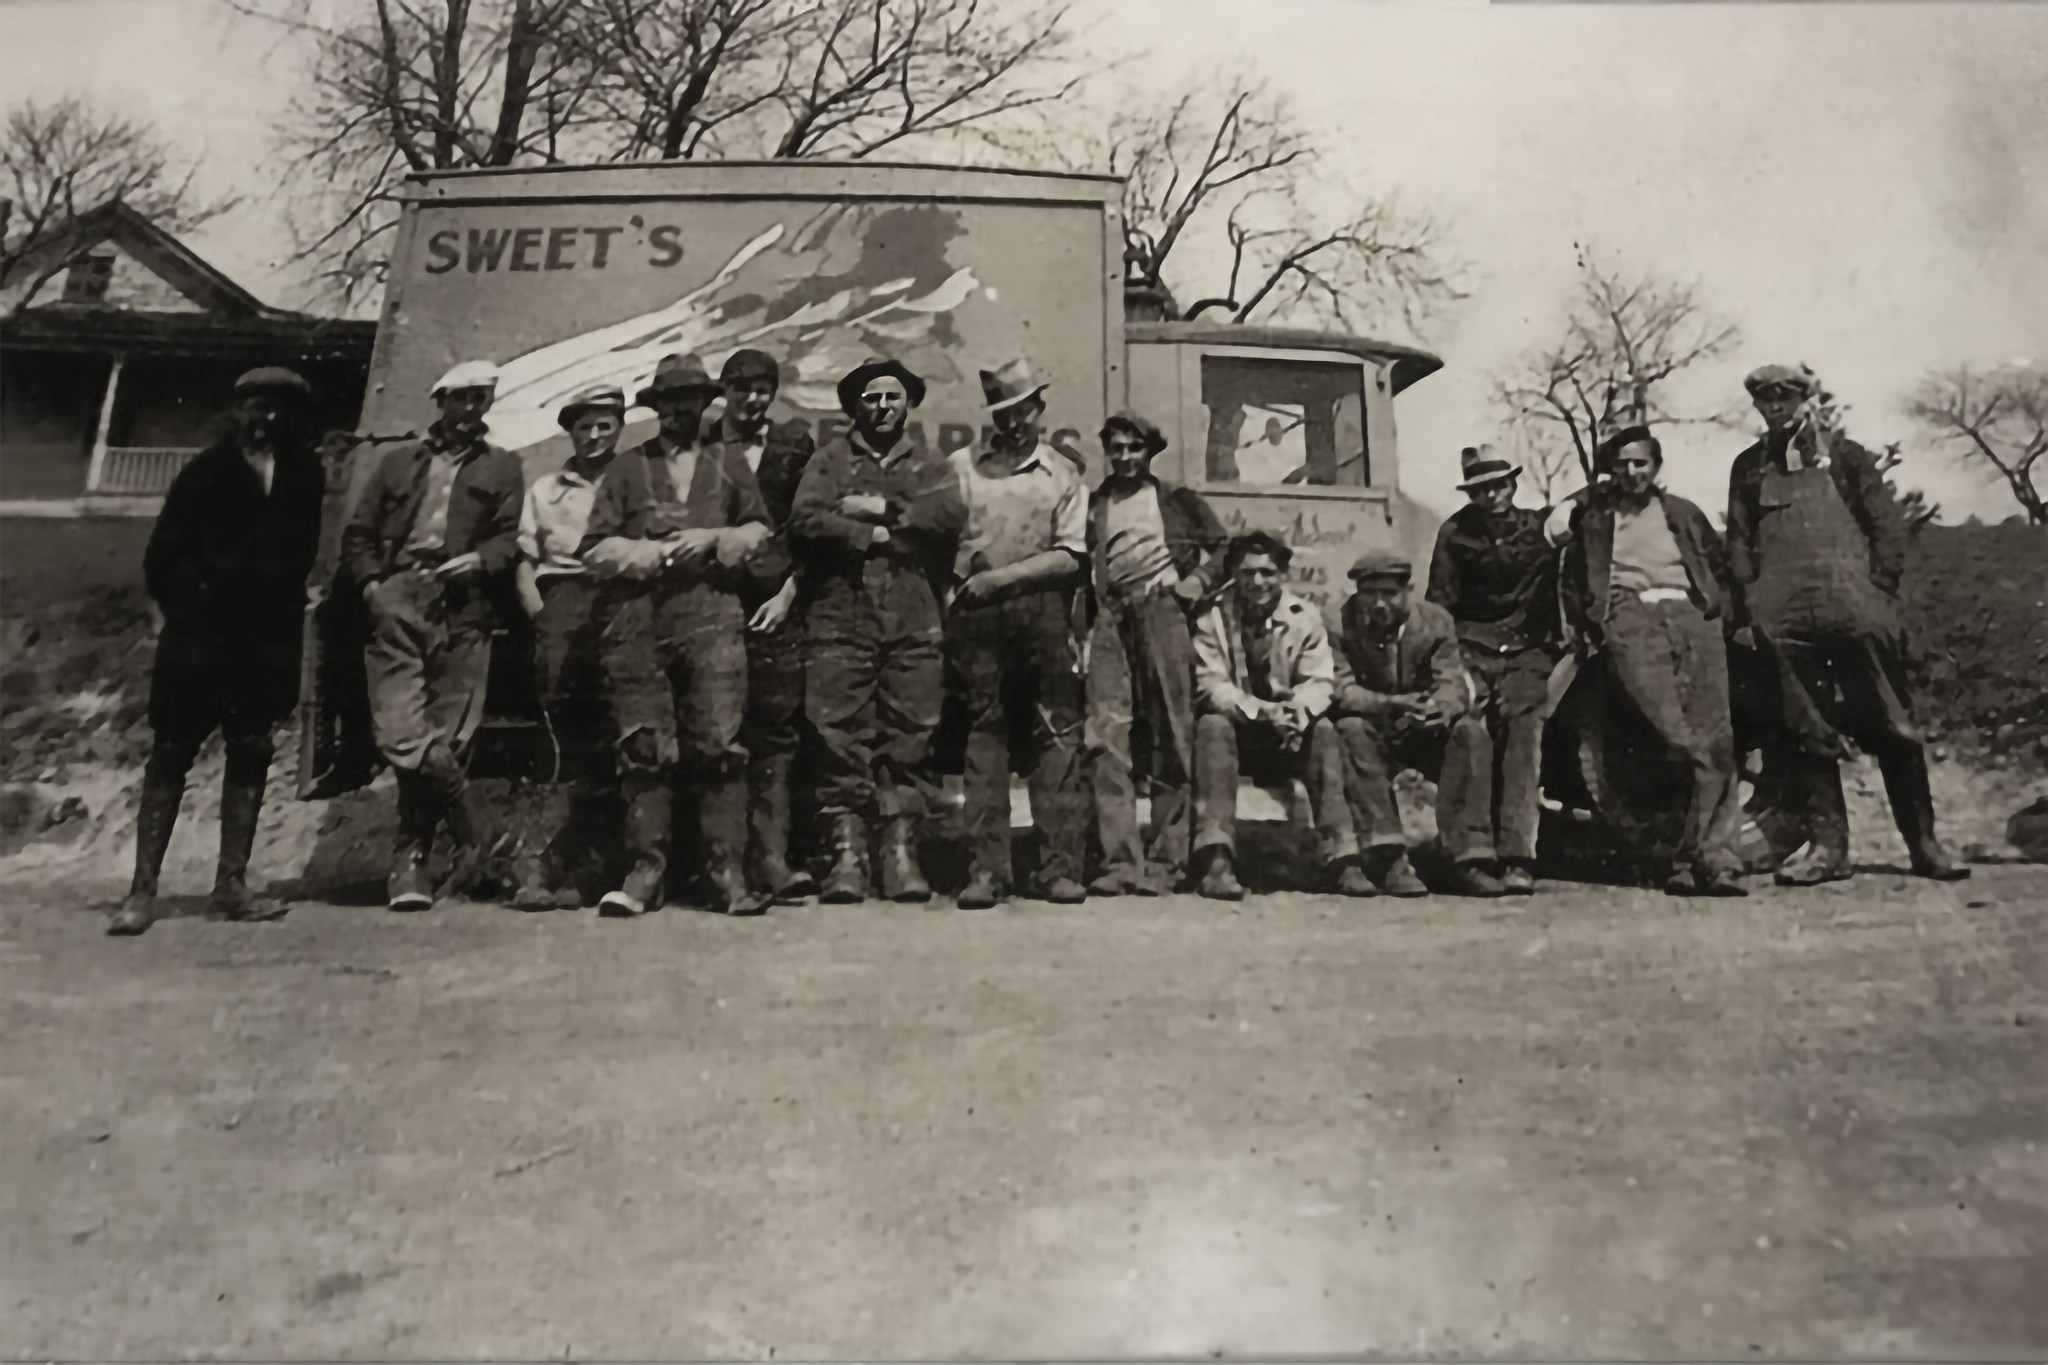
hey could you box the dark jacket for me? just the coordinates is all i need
[1725,433,1906,593]
[1085,474,1229,606]
[1334,597,1473,722]
[1425,503,1559,653]
[712,416,816,601]
[787,433,967,600]
[341,428,524,587]
[145,437,324,646]
[1560,489,1746,635]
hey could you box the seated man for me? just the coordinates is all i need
[1332,550,1475,898]
[1189,531,1363,900]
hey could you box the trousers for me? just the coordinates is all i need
[804,566,945,819]
[1604,595,1742,874]
[949,590,1089,887]
[1085,591,1197,880]
[601,583,749,775]
[1192,712,1358,865]
[1441,644,1552,863]
[363,568,492,771]
[1335,712,1482,852]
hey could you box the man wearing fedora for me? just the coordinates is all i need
[1725,362,1966,885]
[507,383,629,910]
[787,357,967,903]
[1189,531,1363,900]
[1424,444,1561,897]
[109,367,326,936]
[946,357,1092,908]
[343,358,524,913]
[1332,549,1477,899]
[1084,408,1228,896]
[581,353,775,918]
[712,348,821,905]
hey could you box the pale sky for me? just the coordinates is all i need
[3,0,2045,521]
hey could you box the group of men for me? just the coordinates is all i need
[106,350,1966,936]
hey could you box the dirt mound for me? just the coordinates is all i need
[1901,521,2048,770]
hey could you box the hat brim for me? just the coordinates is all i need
[636,382,722,404]
[558,401,626,430]
[836,361,928,416]
[1457,465,1521,490]
[985,383,1049,414]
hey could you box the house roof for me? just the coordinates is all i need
[0,307,377,356]
[1,199,278,318]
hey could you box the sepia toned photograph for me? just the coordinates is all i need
[1,0,2043,1357]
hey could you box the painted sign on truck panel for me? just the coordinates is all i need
[350,195,1113,514]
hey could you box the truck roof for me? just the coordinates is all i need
[1126,321,1444,396]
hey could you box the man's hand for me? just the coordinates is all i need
[749,577,798,634]
[838,493,890,522]
[432,551,484,580]
[716,522,772,566]
[953,568,1007,609]
[517,581,546,619]
[661,530,719,573]
[1731,625,1757,650]
[1172,574,1207,604]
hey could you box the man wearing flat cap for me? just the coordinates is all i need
[579,352,776,918]
[1725,362,1967,884]
[1189,531,1362,900]
[1331,548,1476,899]
[109,367,324,936]
[1083,408,1228,896]
[944,356,1092,908]
[343,358,523,913]
[1555,425,1750,896]
[1424,443,1561,897]
[505,383,628,910]
[787,356,967,904]
[711,347,820,905]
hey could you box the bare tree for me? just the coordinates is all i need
[1497,410,1584,504]
[1088,76,1457,333]
[1,94,239,298]
[1906,363,2047,525]
[1492,250,1740,489]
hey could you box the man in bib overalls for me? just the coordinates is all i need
[1725,363,1966,885]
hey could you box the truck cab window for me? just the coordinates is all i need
[1200,356,1369,489]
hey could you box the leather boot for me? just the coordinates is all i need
[428,760,484,903]
[819,812,869,904]
[1775,758,1852,886]
[512,786,582,910]
[1195,845,1245,902]
[877,815,931,903]
[110,777,184,936]
[1880,744,1970,881]
[750,753,817,903]
[388,771,437,912]
[702,770,769,916]
[211,773,288,922]
[601,776,671,917]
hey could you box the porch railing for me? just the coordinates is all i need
[89,446,203,496]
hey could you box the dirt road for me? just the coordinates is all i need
[4,867,2044,1359]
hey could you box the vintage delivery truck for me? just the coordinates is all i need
[297,164,1443,782]
[295,159,1694,876]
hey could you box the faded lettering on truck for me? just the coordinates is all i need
[422,220,683,274]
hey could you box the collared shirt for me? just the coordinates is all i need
[241,446,276,497]
[952,440,1086,574]
[1610,501,1691,599]
[519,459,608,577]
[1098,480,1178,600]
[1241,609,1279,702]
[402,437,465,557]
[653,437,700,526]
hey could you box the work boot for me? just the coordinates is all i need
[1038,876,1088,905]
[955,871,1003,910]
[819,813,869,904]
[702,773,769,916]
[1880,745,1971,881]
[1376,851,1428,899]
[511,787,580,910]
[109,776,184,937]
[750,754,817,903]
[601,777,671,917]
[1499,860,1536,896]
[1089,865,1140,898]
[1774,841,1851,886]
[388,772,437,912]
[877,816,931,904]
[1195,846,1245,902]
[1776,759,1852,886]
[1698,868,1749,898]
[1446,860,1506,898]
[210,774,289,922]
[1334,862,1378,899]
[430,770,486,903]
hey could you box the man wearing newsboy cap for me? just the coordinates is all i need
[1724,362,1967,885]
[342,358,525,914]
[110,367,325,936]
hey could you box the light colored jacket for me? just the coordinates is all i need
[1191,587,1336,721]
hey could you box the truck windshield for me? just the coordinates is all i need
[1200,355,1369,489]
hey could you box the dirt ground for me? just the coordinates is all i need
[3,856,2044,1360]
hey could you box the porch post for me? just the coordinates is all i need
[83,351,125,495]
